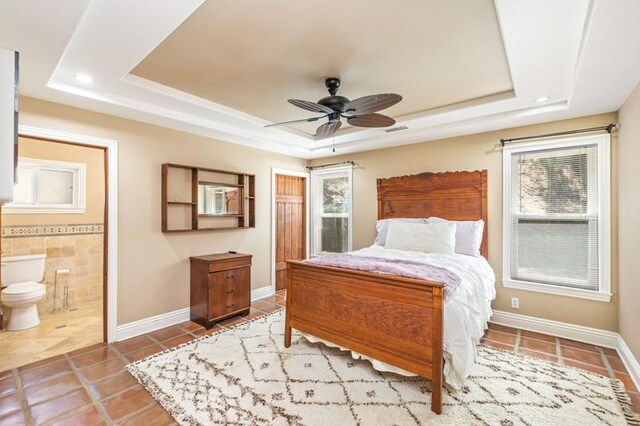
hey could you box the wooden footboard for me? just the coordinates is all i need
[284,260,444,414]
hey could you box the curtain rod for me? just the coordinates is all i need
[500,123,617,147]
[306,160,354,171]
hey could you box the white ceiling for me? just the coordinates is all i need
[0,0,639,159]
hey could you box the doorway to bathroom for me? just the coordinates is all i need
[0,135,108,371]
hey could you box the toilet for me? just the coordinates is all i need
[1,254,47,331]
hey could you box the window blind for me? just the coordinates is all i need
[509,144,599,290]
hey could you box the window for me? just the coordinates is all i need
[310,166,353,256]
[5,157,86,214]
[503,134,611,301]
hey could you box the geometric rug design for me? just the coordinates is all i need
[127,310,637,426]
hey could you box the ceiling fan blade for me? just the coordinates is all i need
[288,99,334,114]
[347,113,396,128]
[264,116,325,127]
[316,120,342,139]
[343,93,402,115]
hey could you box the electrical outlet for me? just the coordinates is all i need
[511,297,520,309]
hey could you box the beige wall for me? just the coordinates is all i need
[310,113,619,331]
[17,97,306,325]
[3,137,105,225]
[618,82,640,359]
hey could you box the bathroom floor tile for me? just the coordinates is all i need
[17,354,66,372]
[0,300,103,372]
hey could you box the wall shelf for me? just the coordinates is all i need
[162,163,255,233]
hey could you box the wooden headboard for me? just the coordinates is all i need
[376,170,488,257]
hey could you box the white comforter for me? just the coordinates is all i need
[302,245,496,389]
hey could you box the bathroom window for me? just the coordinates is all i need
[4,158,86,213]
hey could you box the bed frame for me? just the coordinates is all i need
[284,170,488,414]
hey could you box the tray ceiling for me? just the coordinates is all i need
[2,0,639,159]
[131,0,513,135]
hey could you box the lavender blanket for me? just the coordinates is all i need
[305,254,461,298]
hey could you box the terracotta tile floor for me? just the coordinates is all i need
[0,291,637,425]
[482,322,640,414]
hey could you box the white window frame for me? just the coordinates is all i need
[4,157,87,214]
[502,134,611,302]
[310,165,353,256]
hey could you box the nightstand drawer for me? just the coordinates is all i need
[208,257,251,273]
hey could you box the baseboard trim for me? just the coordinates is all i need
[491,309,640,391]
[116,285,275,341]
[618,335,640,392]
[251,285,273,301]
[491,310,619,348]
[116,307,191,341]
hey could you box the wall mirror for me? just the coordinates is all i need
[197,183,242,216]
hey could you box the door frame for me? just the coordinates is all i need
[17,125,118,342]
[271,168,309,295]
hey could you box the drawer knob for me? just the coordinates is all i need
[226,303,235,308]
[226,287,235,293]
[226,274,236,279]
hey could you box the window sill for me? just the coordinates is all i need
[503,279,612,302]
[3,208,86,214]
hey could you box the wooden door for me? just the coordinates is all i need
[275,174,306,290]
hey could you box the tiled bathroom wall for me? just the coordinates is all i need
[1,224,104,314]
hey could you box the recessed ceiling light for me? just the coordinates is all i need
[74,74,93,84]
[535,96,550,103]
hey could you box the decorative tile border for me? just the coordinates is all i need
[1,223,104,238]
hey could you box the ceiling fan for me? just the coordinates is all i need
[265,77,402,139]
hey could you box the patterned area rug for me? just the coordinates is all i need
[128,310,637,425]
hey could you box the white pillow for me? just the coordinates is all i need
[384,221,456,254]
[373,218,428,246]
[427,217,484,257]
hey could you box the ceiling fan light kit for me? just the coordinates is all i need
[266,77,402,139]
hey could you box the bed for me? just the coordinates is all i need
[284,170,490,415]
